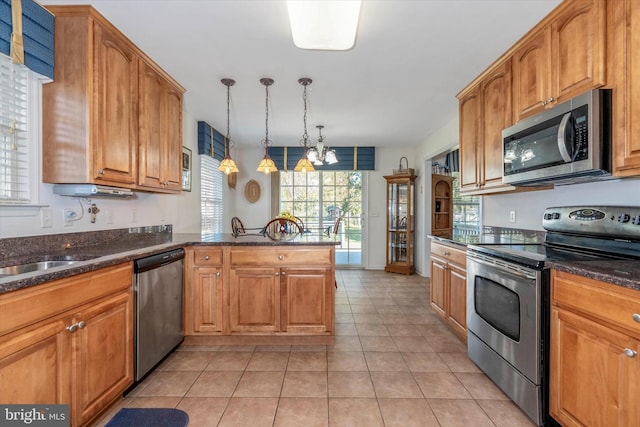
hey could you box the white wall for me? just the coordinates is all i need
[231,147,274,231]
[0,111,204,238]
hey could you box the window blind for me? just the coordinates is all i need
[197,121,225,161]
[0,53,29,203]
[270,146,375,171]
[200,155,224,234]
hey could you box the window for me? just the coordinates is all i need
[452,171,481,242]
[200,156,223,234]
[0,53,33,204]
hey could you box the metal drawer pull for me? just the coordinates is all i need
[66,324,77,333]
[77,321,85,329]
[216,272,220,277]
[633,313,640,323]
[278,255,284,260]
[204,255,210,260]
[281,271,286,276]
[275,272,279,276]
[624,348,637,358]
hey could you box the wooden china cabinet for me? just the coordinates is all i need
[384,174,416,275]
[431,174,454,239]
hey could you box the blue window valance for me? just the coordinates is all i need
[0,0,54,79]
[197,121,226,161]
[270,146,375,171]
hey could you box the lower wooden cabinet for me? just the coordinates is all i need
[550,269,640,427]
[0,263,133,427]
[281,267,333,334]
[429,240,467,341]
[184,248,224,334]
[229,267,281,333]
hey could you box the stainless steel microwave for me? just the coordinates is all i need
[502,89,612,186]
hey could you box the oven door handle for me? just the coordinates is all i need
[467,254,538,280]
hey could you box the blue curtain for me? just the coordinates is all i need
[0,0,54,79]
[197,121,225,161]
[270,146,375,171]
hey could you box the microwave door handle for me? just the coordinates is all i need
[557,112,574,162]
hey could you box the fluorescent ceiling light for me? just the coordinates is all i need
[287,0,361,51]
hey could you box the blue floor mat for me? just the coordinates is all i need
[105,408,189,427]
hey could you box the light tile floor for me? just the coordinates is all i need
[93,270,535,427]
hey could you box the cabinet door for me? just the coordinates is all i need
[190,267,223,334]
[481,59,513,191]
[550,307,640,427]
[163,86,183,191]
[92,22,138,185]
[0,318,71,406]
[458,85,482,192]
[281,268,333,334]
[429,257,447,318]
[550,0,605,103]
[138,62,165,190]
[447,263,467,341]
[73,291,133,426]
[229,267,280,333]
[513,28,551,121]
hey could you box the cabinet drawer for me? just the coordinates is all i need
[230,247,332,266]
[552,270,640,338]
[430,241,466,267]
[191,248,223,266]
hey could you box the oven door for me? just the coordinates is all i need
[466,251,542,384]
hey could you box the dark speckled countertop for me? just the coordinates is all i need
[0,226,339,295]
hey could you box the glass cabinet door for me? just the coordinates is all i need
[384,174,416,274]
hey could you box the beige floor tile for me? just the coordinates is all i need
[378,398,440,427]
[477,399,537,427]
[186,370,243,397]
[379,313,415,324]
[328,336,362,351]
[281,371,328,397]
[359,335,398,352]
[218,397,278,427]
[424,334,467,352]
[216,345,256,352]
[327,371,375,398]
[255,345,291,352]
[157,350,214,371]
[176,397,229,426]
[385,323,427,337]
[369,297,397,306]
[350,304,378,314]
[335,312,355,323]
[370,371,423,398]
[329,398,384,427]
[392,336,435,352]
[413,372,472,399]
[335,304,352,313]
[402,351,450,372]
[287,351,327,371]
[375,305,405,314]
[123,396,182,408]
[440,352,482,373]
[455,372,509,400]
[274,398,329,427]
[364,351,409,371]
[327,351,368,371]
[291,345,327,352]
[233,371,285,397]
[335,322,358,336]
[428,398,495,427]
[176,344,220,352]
[205,351,253,371]
[135,370,200,397]
[246,351,290,371]
[355,323,390,336]
[348,297,373,305]
[352,313,383,324]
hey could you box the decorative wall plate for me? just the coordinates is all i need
[244,179,261,203]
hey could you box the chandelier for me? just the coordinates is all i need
[218,78,239,175]
[294,77,315,173]
[307,125,337,165]
[256,78,278,174]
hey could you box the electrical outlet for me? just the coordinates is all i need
[131,208,137,223]
[509,210,517,223]
[41,207,53,228]
[63,208,78,226]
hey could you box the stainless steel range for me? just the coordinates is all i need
[466,206,640,427]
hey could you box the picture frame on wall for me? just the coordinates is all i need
[182,147,192,192]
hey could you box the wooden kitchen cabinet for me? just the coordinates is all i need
[184,248,224,334]
[229,267,281,333]
[512,0,606,122]
[431,174,454,239]
[458,59,517,195]
[550,269,640,427]
[281,267,333,334]
[429,240,467,341]
[43,5,185,193]
[0,263,133,427]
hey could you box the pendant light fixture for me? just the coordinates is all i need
[218,78,239,175]
[307,125,338,165]
[294,77,315,173]
[256,78,278,174]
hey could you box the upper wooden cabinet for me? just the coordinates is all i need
[513,0,606,121]
[42,6,185,192]
[458,59,516,195]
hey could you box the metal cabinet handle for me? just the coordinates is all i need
[66,324,78,333]
[98,169,104,175]
[204,255,210,260]
[281,271,286,276]
[278,255,284,260]
[275,272,279,276]
[632,313,640,323]
[547,96,555,104]
[216,272,220,277]
[443,251,449,256]
[77,321,85,329]
[624,348,637,358]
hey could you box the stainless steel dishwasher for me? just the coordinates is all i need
[134,248,185,381]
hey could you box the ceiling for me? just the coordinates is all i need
[40,0,562,151]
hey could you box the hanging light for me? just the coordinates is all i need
[307,125,338,165]
[294,77,315,173]
[218,78,240,175]
[256,78,278,175]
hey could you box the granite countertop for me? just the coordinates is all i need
[0,228,340,295]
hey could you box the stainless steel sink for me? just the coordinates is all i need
[0,260,77,277]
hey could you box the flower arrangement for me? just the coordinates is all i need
[278,211,295,221]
